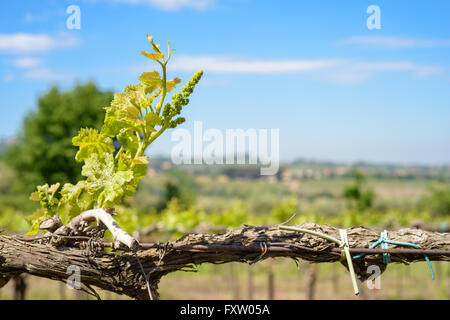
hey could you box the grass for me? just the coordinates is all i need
[1,259,448,300]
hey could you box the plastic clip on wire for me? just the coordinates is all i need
[380,230,390,263]
[278,225,360,295]
[352,230,435,280]
[339,229,360,295]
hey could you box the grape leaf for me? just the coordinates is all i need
[82,153,134,207]
[166,78,182,92]
[117,128,139,156]
[57,181,93,224]
[138,71,162,92]
[144,112,161,132]
[131,156,149,164]
[141,51,164,60]
[29,183,60,214]
[26,209,50,235]
[72,128,115,162]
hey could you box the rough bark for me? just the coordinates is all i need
[0,223,449,300]
[49,208,139,251]
[135,222,227,240]
[411,220,448,233]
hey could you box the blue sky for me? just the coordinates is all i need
[0,0,449,165]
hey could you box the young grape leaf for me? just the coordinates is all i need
[141,51,164,61]
[138,71,162,92]
[82,153,134,207]
[72,128,115,162]
[29,183,60,215]
[57,181,92,224]
[117,128,139,156]
[26,209,50,235]
[131,156,149,164]
[166,78,182,92]
[144,112,161,132]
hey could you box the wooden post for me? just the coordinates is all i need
[13,275,26,300]
[331,265,339,295]
[247,265,254,299]
[435,261,442,279]
[267,261,274,300]
[396,266,403,298]
[306,264,318,300]
[229,263,240,300]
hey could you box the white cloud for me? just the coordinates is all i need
[353,61,443,77]
[2,73,15,82]
[23,9,65,23]
[0,33,80,54]
[340,36,450,48]
[114,0,215,11]
[12,57,43,68]
[5,56,73,82]
[169,55,340,73]
[164,55,444,83]
[23,68,74,81]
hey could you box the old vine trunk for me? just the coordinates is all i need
[1,223,449,299]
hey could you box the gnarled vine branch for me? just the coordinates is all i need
[0,223,449,300]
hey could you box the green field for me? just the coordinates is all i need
[1,260,448,300]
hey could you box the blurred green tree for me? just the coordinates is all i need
[0,162,16,194]
[164,180,183,204]
[4,82,113,193]
[158,169,197,210]
[423,182,450,217]
[343,169,375,212]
